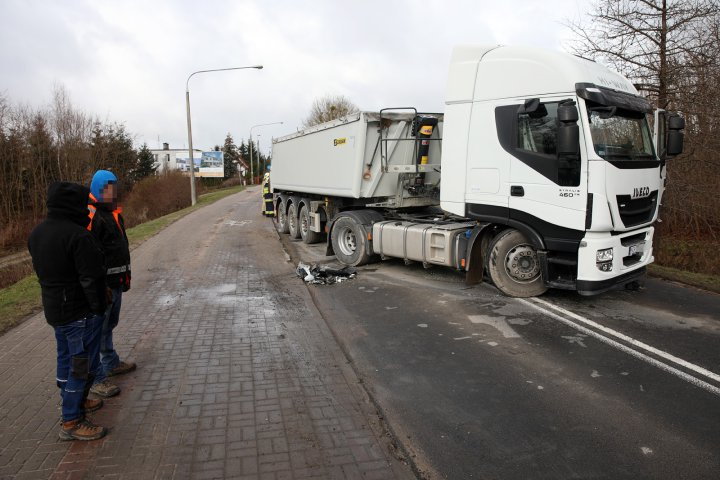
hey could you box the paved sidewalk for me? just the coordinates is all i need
[0,189,413,480]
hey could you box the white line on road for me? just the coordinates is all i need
[517,298,720,398]
[532,297,720,385]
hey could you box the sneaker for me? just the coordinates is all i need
[83,398,104,413]
[90,380,121,398]
[107,360,137,377]
[59,417,107,441]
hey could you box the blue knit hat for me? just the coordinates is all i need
[90,170,117,201]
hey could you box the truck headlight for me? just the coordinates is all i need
[596,248,614,262]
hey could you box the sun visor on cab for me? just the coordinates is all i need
[575,83,653,114]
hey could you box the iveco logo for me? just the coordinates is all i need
[632,186,650,199]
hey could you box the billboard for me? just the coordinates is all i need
[176,151,224,177]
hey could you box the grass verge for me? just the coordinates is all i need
[0,275,41,336]
[126,185,244,247]
[648,264,720,295]
[0,185,246,336]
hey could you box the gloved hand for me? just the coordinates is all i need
[105,287,113,304]
[122,271,131,292]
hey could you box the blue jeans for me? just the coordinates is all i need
[94,287,122,384]
[54,314,103,422]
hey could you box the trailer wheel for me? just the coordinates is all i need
[331,215,373,266]
[275,198,290,234]
[287,203,301,239]
[487,229,547,297]
[299,205,322,244]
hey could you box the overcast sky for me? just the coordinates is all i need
[0,0,591,155]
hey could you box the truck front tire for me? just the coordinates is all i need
[287,203,300,239]
[331,215,373,266]
[487,229,547,297]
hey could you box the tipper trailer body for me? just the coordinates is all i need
[271,45,684,297]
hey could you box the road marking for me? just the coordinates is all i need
[562,334,588,348]
[532,297,720,385]
[468,315,521,338]
[518,299,720,398]
[453,336,472,341]
[224,220,252,226]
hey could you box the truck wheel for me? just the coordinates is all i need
[287,203,301,239]
[299,205,322,244]
[275,198,290,234]
[487,229,547,297]
[331,215,373,266]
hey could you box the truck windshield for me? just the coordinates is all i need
[588,110,655,160]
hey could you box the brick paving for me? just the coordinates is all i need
[0,189,413,480]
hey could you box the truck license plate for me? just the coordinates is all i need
[629,242,645,256]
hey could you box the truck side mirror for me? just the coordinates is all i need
[519,98,548,118]
[557,102,579,155]
[668,115,685,130]
[666,113,684,157]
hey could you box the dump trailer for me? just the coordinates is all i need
[271,45,684,297]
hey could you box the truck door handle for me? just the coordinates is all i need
[511,186,524,197]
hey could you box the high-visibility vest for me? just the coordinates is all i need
[87,193,122,231]
[262,175,271,195]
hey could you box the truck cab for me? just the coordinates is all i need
[441,45,683,295]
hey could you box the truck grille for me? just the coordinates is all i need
[616,191,658,228]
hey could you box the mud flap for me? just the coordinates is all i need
[465,240,485,285]
[464,225,490,286]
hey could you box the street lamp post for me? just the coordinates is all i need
[185,65,262,205]
[254,135,262,181]
[249,121,283,185]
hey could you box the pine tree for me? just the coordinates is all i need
[222,134,239,179]
[238,140,249,182]
[132,143,157,182]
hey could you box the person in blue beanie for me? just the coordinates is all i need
[87,170,136,398]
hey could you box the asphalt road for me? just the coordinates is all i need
[279,220,720,479]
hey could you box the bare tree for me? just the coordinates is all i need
[566,0,718,108]
[302,95,359,128]
[0,87,137,251]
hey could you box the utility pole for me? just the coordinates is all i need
[249,121,283,185]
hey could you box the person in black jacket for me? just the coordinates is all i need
[28,182,109,441]
[87,170,136,399]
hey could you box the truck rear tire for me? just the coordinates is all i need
[487,229,547,297]
[331,215,373,266]
[299,205,322,244]
[287,203,300,239]
[275,198,290,234]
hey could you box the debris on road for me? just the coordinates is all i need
[296,262,357,285]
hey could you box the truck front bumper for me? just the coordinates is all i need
[575,226,654,296]
[576,267,647,296]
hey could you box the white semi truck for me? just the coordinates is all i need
[270,45,684,297]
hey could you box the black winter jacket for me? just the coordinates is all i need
[88,202,130,290]
[28,182,107,327]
